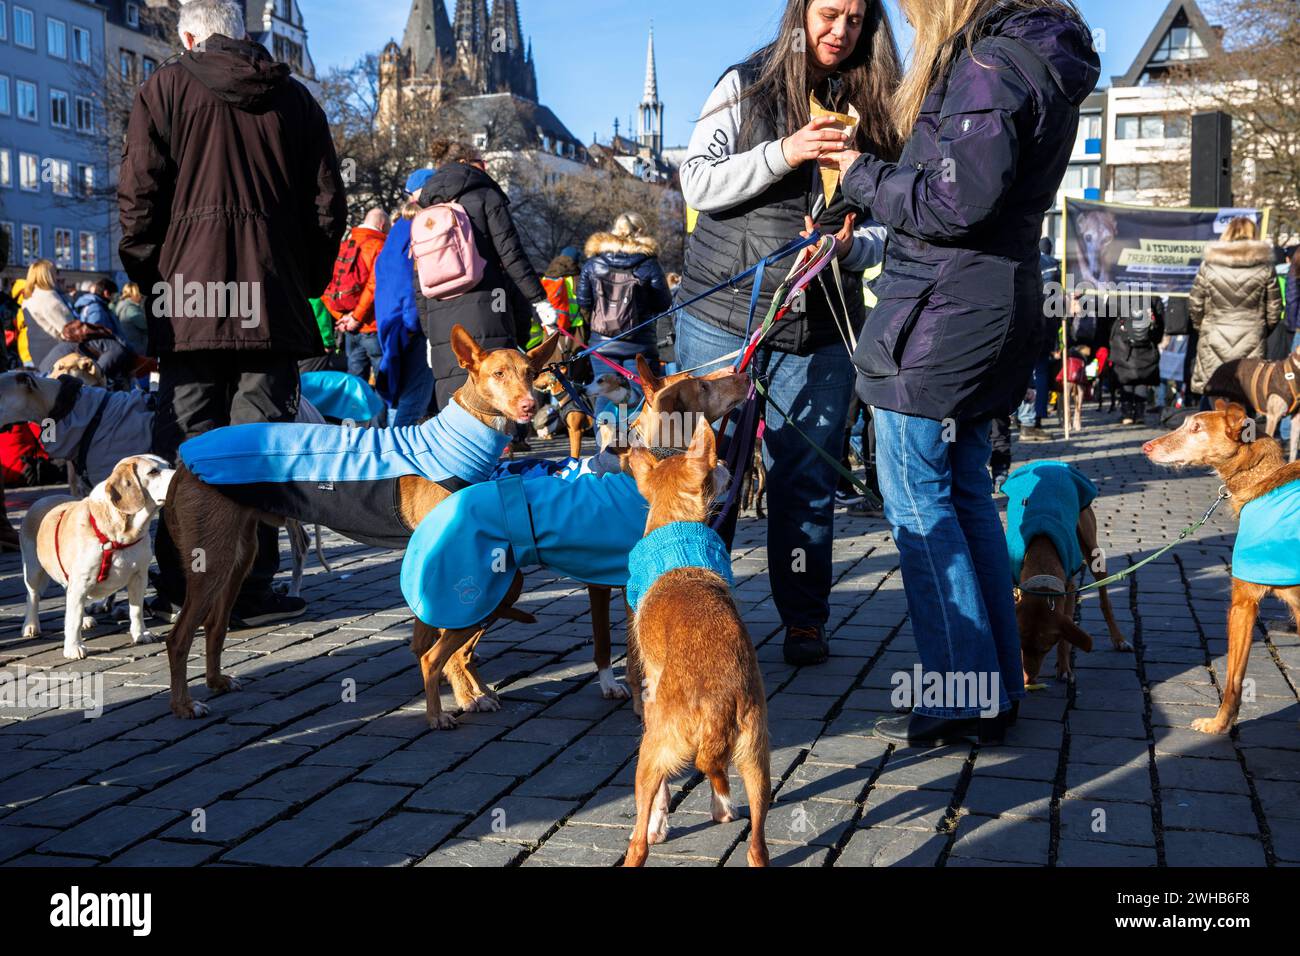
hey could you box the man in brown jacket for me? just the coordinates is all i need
[119,0,347,625]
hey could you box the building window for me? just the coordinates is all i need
[1115,115,1140,140]
[119,49,135,83]
[473,132,488,150]
[21,224,41,264]
[1076,114,1101,144]
[48,158,71,195]
[0,2,6,42]
[0,149,10,188]
[0,226,13,265]
[13,6,33,48]
[75,95,93,133]
[72,26,90,64]
[18,152,37,191]
[142,57,156,80]
[1110,164,1168,199]
[126,3,139,28]
[77,163,94,196]
[1062,164,1101,192]
[15,78,36,121]
[53,228,73,268]
[273,35,303,72]
[46,16,65,58]
[79,232,97,271]
[1150,25,1206,64]
[1164,114,1190,140]
[0,76,8,115]
[49,88,69,127]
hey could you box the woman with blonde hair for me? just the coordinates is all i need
[114,281,149,355]
[20,259,77,369]
[1189,215,1282,402]
[835,0,1101,744]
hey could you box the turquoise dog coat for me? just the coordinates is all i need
[625,522,735,614]
[179,399,508,488]
[1233,479,1300,587]
[1003,460,1098,583]
[401,471,649,629]
[300,371,388,426]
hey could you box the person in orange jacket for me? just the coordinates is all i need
[328,208,390,382]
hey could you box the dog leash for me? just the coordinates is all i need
[1016,486,1232,599]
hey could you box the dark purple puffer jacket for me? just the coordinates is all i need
[843,6,1100,422]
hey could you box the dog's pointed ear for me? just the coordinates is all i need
[527,330,564,372]
[106,459,147,515]
[1213,398,1229,413]
[1224,402,1249,441]
[1058,618,1094,653]
[636,355,662,399]
[450,324,487,374]
[626,447,657,491]
[685,417,717,465]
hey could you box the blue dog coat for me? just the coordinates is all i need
[179,399,508,488]
[625,522,735,614]
[1003,461,1098,583]
[1233,480,1300,587]
[300,371,388,426]
[401,471,649,629]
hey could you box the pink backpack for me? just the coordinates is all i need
[410,202,486,299]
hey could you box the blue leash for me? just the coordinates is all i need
[573,233,820,361]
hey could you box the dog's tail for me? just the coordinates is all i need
[312,525,332,573]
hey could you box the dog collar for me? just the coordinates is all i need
[55,509,143,586]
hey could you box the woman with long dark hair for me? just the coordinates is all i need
[834,0,1101,744]
[676,0,902,666]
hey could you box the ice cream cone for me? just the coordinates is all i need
[809,92,860,205]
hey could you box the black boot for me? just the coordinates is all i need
[873,712,979,746]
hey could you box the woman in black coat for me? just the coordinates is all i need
[414,143,554,409]
[835,0,1100,746]
[1109,296,1165,424]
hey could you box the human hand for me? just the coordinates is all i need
[829,149,863,175]
[801,213,858,261]
[533,301,559,329]
[782,116,851,167]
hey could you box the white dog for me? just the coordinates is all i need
[20,455,174,660]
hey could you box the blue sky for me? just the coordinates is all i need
[303,0,1174,147]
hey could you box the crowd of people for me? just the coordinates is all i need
[1,0,1297,749]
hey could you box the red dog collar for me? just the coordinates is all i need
[55,509,143,585]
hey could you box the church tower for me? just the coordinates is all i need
[638,25,664,157]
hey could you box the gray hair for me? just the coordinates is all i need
[177,0,246,45]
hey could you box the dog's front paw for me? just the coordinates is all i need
[172,698,209,719]
[63,641,87,661]
[1191,715,1231,735]
[1112,638,1133,653]
[206,674,242,695]
[131,630,160,646]
[648,810,670,846]
[22,623,40,639]
[428,712,459,730]
[80,615,98,632]
[462,694,501,714]
[597,668,631,700]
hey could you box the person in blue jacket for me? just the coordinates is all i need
[835,0,1101,746]
[375,168,437,427]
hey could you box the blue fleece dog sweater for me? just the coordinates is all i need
[625,522,735,614]
[179,399,509,487]
[401,470,650,629]
[1003,461,1099,583]
[1233,480,1300,587]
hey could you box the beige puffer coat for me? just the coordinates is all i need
[1189,239,1282,394]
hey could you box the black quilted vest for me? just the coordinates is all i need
[678,61,866,355]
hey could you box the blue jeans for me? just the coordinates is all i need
[874,409,1024,718]
[1016,358,1051,426]
[391,334,435,428]
[346,331,383,381]
[674,312,853,629]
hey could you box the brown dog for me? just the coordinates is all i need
[1015,503,1130,686]
[533,370,593,460]
[162,325,561,722]
[1204,344,1300,463]
[622,421,770,867]
[1144,401,1300,734]
[585,355,751,701]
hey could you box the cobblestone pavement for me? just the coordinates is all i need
[2,408,1298,868]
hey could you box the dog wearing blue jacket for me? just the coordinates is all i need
[1003,460,1130,687]
[1146,401,1300,734]
[159,326,562,722]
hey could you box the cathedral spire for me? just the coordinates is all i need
[642,23,659,105]
[402,0,455,76]
[638,23,664,156]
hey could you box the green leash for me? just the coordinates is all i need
[1017,487,1231,599]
